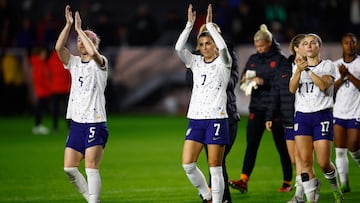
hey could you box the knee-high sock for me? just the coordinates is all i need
[350,149,360,167]
[294,175,304,199]
[64,167,89,201]
[86,168,101,203]
[335,148,349,185]
[210,166,224,203]
[182,163,211,200]
[323,163,340,191]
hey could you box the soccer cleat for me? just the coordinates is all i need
[279,182,292,192]
[287,196,305,203]
[340,182,351,193]
[32,125,49,135]
[228,179,247,193]
[333,190,344,203]
[199,194,212,203]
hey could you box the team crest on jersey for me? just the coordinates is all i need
[269,61,276,68]
[294,123,298,131]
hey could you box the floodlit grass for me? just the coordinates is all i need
[0,114,359,202]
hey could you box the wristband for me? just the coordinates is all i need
[304,68,310,72]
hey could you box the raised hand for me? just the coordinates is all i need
[187,4,196,24]
[338,64,349,78]
[65,5,73,25]
[74,11,82,32]
[206,4,212,23]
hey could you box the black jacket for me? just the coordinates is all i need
[186,42,240,124]
[264,55,295,127]
[243,39,289,113]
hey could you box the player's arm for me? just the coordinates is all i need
[74,11,104,67]
[205,4,232,67]
[175,4,195,66]
[289,57,307,93]
[336,63,360,90]
[55,5,72,65]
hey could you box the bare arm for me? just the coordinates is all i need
[55,5,73,65]
[74,11,104,67]
[335,64,360,91]
[289,57,307,93]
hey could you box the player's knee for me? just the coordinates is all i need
[64,167,78,179]
[182,163,196,173]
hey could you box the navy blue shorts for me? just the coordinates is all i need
[65,120,109,154]
[185,119,229,145]
[293,109,333,141]
[334,117,360,130]
[285,127,295,141]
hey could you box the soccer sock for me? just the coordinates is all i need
[210,166,224,203]
[64,167,89,201]
[335,148,349,185]
[294,175,304,199]
[301,173,320,202]
[182,163,211,200]
[86,168,101,203]
[349,149,360,167]
[323,164,340,191]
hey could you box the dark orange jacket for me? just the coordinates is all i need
[48,51,71,94]
[30,55,51,98]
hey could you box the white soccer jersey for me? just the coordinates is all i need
[65,55,108,123]
[292,59,335,113]
[333,56,360,119]
[186,55,231,119]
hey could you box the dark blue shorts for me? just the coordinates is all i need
[293,109,334,141]
[333,117,360,130]
[285,127,295,141]
[65,120,109,154]
[185,119,229,145]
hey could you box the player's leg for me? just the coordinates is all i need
[334,123,349,192]
[314,140,343,202]
[64,147,89,201]
[347,124,360,167]
[272,121,292,192]
[207,144,225,203]
[85,145,104,203]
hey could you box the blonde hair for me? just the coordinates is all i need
[306,33,322,47]
[84,30,101,49]
[289,34,306,55]
[254,24,272,42]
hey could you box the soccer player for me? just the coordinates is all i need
[289,33,343,203]
[175,4,232,203]
[55,5,109,203]
[333,33,360,193]
[186,22,240,203]
[265,34,308,203]
[229,24,292,193]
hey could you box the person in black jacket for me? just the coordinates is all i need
[229,24,292,193]
[265,34,307,203]
[186,22,240,203]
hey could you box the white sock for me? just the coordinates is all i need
[323,164,340,191]
[64,167,89,201]
[182,163,211,200]
[350,149,360,167]
[209,166,224,203]
[335,148,349,185]
[294,175,304,199]
[303,177,320,202]
[86,168,101,203]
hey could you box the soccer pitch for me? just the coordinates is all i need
[0,115,359,202]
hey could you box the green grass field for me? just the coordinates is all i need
[0,114,359,202]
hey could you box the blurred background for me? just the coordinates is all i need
[1,0,359,116]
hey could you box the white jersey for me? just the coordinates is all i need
[333,56,360,119]
[175,22,232,119]
[65,55,108,123]
[292,59,335,113]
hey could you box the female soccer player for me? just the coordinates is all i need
[175,4,232,203]
[265,34,307,203]
[333,33,360,193]
[55,5,109,203]
[289,33,343,203]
